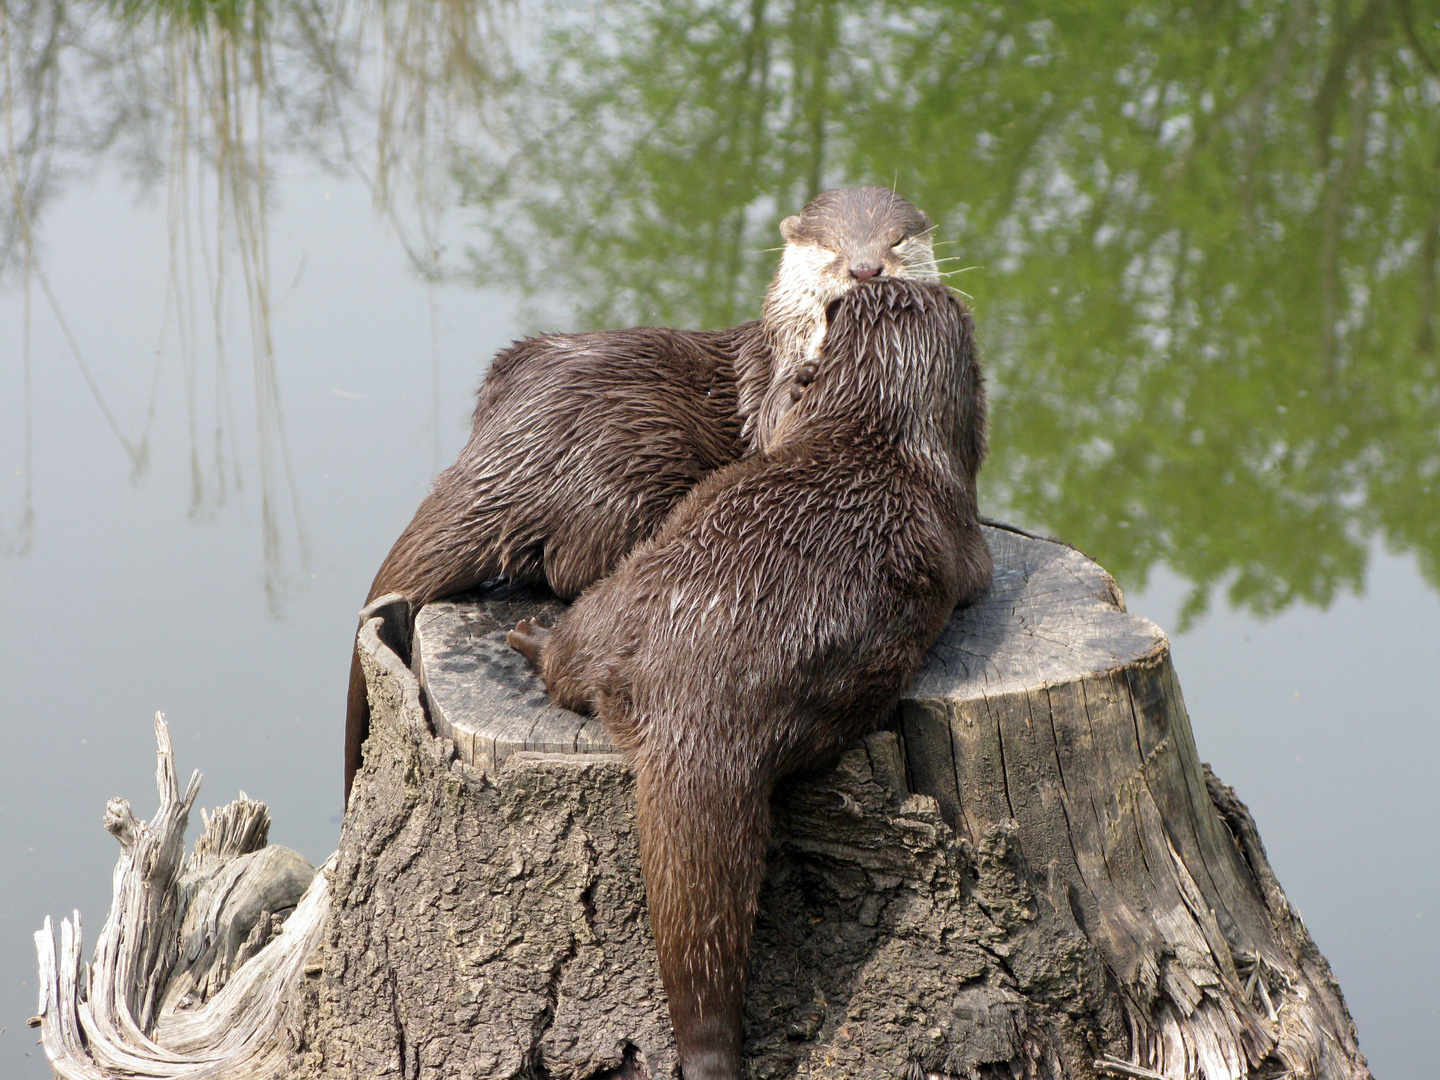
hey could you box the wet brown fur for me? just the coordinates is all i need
[513,278,991,1079]
[345,188,939,802]
[345,326,750,795]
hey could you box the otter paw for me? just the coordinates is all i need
[506,619,552,669]
[788,362,820,401]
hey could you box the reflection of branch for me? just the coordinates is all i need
[1,12,34,556]
[336,1,503,468]
[1394,0,1439,75]
[1168,229,1189,363]
[1318,55,1373,375]
[4,8,154,477]
[3,155,152,474]
[1314,0,1389,163]
[118,7,313,613]
[799,0,837,196]
[995,106,1058,225]
[2,1,497,596]
[720,0,771,296]
[1188,0,1305,214]
[1418,197,1438,355]
[0,2,64,280]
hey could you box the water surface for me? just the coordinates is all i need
[2,3,1436,1076]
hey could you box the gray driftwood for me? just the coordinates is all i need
[36,525,1371,1080]
[32,714,328,1079]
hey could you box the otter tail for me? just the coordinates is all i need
[632,747,772,1080]
[343,649,372,805]
[343,490,508,805]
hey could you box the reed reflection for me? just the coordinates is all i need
[465,0,1440,623]
[0,0,503,610]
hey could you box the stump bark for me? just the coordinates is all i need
[299,523,1370,1080]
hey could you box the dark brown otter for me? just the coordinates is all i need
[507,278,991,1080]
[345,187,940,802]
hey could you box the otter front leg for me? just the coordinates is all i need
[761,362,822,451]
[505,618,551,669]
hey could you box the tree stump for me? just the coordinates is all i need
[302,523,1370,1080]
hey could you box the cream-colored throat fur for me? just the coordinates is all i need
[763,238,940,382]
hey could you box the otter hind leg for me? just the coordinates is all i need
[506,617,597,715]
[506,618,552,668]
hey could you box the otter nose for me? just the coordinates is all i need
[850,264,882,283]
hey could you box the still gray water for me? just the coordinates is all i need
[1,2,1437,1076]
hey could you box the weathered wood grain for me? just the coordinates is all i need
[411,526,1156,773]
[389,522,1369,1080]
[412,581,596,771]
[33,715,328,1080]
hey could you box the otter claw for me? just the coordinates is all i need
[789,362,821,402]
[507,619,551,669]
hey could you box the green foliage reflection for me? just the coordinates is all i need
[107,0,266,36]
[3,0,1435,622]
[464,0,1440,622]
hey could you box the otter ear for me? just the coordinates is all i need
[780,215,803,243]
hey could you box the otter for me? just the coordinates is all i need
[506,277,991,1080]
[345,188,939,802]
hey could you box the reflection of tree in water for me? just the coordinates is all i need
[466,0,1440,622]
[0,0,304,604]
[5,0,1434,619]
[342,0,504,472]
[155,0,312,615]
[461,0,843,330]
[0,0,501,610]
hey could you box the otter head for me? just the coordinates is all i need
[777,186,938,299]
[754,187,939,449]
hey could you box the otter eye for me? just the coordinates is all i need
[890,232,906,249]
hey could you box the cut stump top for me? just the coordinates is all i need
[413,523,1166,775]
